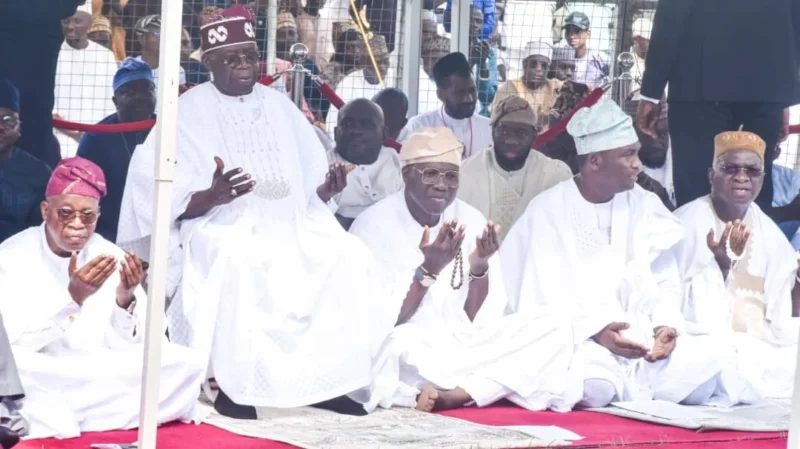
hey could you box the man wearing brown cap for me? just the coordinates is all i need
[459,96,571,236]
[0,157,204,439]
[349,127,574,413]
[120,11,383,418]
[675,127,799,404]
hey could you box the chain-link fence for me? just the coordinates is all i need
[52,0,800,167]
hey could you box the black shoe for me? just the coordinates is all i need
[213,389,257,420]
[0,427,19,449]
[310,395,368,416]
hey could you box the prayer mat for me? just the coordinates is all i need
[585,399,791,432]
[203,404,563,448]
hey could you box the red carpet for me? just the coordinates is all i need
[17,406,788,449]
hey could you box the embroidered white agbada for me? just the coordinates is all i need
[0,225,204,439]
[397,110,492,160]
[349,192,576,412]
[327,146,403,219]
[675,196,799,400]
[118,82,379,407]
[54,41,118,157]
[458,147,572,237]
[501,180,723,405]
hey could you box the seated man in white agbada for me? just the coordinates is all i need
[328,98,403,230]
[0,157,204,439]
[349,127,575,413]
[119,15,381,418]
[674,127,799,403]
[502,99,725,409]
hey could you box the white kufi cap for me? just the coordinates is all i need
[523,41,553,61]
[567,99,639,155]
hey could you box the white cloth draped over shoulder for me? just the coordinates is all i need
[501,180,722,404]
[0,226,204,439]
[674,196,799,400]
[348,192,576,412]
[118,82,381,408]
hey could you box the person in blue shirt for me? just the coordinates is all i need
[0,80,52,245]
[77,58,156,243]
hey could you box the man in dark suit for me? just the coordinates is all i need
[636,0,800,212]
[0,0,87,168]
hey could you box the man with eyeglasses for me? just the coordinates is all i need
[674,128,799,403]
[0,157,205,438]
[349,127,574,413]
[459,96,571,239]
[134,15,188,89]
[328,98,402,230]
[120,12,383,418]
[503,99,725,409]
[0,80,52,245]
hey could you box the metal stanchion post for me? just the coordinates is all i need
[289,43,309,110]
[616,51,635,104]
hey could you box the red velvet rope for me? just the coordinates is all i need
[50,76,800,152]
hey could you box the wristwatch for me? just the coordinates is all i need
[415,266,437,288]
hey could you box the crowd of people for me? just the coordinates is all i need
[0,0,799,447]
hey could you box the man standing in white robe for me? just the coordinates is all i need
[328,98,402,230]
[349,127,576,413]
[459,96,572,238]
[398,53,491,159]
[675,128,799,402]
[0,157,204,439]
[118,15,381,418]
[502,99,724,408]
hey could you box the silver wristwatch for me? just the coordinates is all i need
[415,266,436,288]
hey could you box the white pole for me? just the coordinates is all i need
[450,0,470,56]
[266,0,278,72]
[788,331,800,449]
[136,0,182,447]
[401,0,422,117]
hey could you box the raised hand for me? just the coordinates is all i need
[707,220,750,272]
[419,219,466,276]
[645,327,678,362]
[317,162,355,203]
[592,322,648,360]
[468,221,500,274]
[208,156,255,207]
[116,252,144,309]
[728,220,750,257]
[68,253,117,306]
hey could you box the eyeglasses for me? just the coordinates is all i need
[221,51,260,67]
[0,114,18,129]
[717,163,764,178]
[55,208,100,225]
[414,168,460,187]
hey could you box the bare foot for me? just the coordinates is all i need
[415,387,472,412]
[415,387,439,412]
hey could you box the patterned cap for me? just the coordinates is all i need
[422,35,451,55]
[567,99,639,155]
[46,157,107,199]
[714,126,766,160]
[278,12,297,30]
[201,16,257,53]
[552,46,575,62]
[135,15,161,34]
[369,34,388,55]
[490,96,537,127]
[89,15,112,34]
[400,127,464,166]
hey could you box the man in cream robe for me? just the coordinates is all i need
[491,42,562,132]
[399,53,491,159]
[675,128,798,402]
[327,99,402,229]
[502,99,723,408]
[0,158,204,439]
[460,96,572,237]
[350,127,576,413]
[118,16,380,415]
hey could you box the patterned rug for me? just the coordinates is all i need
[203,405,567,449]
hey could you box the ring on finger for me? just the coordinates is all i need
[230,188,238,198]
